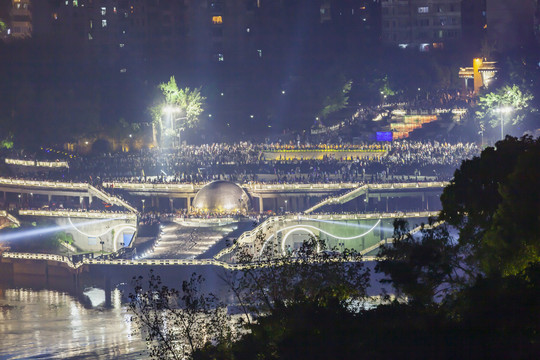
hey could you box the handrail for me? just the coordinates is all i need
[215,211,440,260]
[304,182,449,214]
[0,177,87,189]
[18,209,137,220]
[5,159,69,168]
[0,210,21,227]
[1,251,378,270]
[88,185,138,213]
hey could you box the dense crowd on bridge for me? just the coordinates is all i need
[2,140,480,185]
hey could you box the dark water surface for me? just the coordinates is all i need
[0,284,148,360]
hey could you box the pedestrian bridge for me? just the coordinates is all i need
[214,211,439,261]
[0,178,137,213]
[304,182,449,214]
[1,211,441,269]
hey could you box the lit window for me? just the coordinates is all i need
[246,27,250,33]
[88,32,93,40]
[418,7,428,13]
[73,0,78,6]
[102,19,107,27]
[113,7,117,14]
[218,53,224,61]
[120,68,127,73]
[65,1,69,5]
[212,16,223,24]
[89,19,93,28]
[53,13,58,20]
[119,43,124,48]
[257,49,262,58]
[101,7,106,16]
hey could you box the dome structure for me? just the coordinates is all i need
[192,181,250,213]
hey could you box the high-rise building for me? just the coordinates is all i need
[486,0,536,52]
[381,0,461,50]
[49,0,188,69]
[461,0,487,48]
[534,0,540,43]
[9,0,32,38]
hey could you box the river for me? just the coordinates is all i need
[0,283,148,359]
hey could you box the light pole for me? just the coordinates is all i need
[494,106,513,140]
[162,105,188,149]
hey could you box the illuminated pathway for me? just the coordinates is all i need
[304,182,449,214]
[0,211,439,269]
[214,211,440,261]
[105,180,446,213]
[0,178,137,213]
[143,221,242,260]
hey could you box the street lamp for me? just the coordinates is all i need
[141,199,145,213]
[161,106,188,148]
[284,199,288,213]
[494,106,513,140]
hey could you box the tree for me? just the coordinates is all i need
[475,84,535,138]
[194,236,370,360]
[128,271,232,360]
[318,77,352,119]
[376,218,460,305]
[482,144,540,275]
[0,19,6,37]
[223,235,370,318]
[150,76,206,144]
[440,136,540,276]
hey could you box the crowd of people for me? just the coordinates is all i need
[2,140,480,185]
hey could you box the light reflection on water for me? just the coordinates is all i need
[0,287,148,359]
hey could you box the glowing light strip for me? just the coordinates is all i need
[112,225,137,252]
[259,219,381,258]
[281,227,318,254]
[67,217,134,238]
[300,216,381,229]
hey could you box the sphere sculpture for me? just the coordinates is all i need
[192,181,250,213]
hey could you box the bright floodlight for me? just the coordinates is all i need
[494,106,513,114]
[162,105,180,114]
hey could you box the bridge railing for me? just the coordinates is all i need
[5,159,69,168]
[213,216,286,260]
[304,182,450,214]
[88,185,138,213]
[0,177,87,190]
[18,209,137,220]
[0,210,20,227]
[1,251,379,270]
[103,182,200,192]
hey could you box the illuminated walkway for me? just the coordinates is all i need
[18,209,137,220]
[0,178,137,213]
[304,182,449,214]
[143,221,241,260]
[0,211,439,269]
[214,211,439,261]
